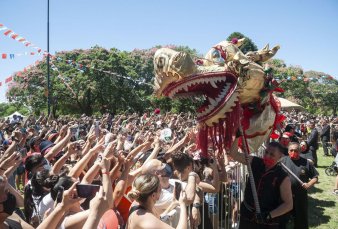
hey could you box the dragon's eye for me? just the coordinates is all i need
[212,49,220,59]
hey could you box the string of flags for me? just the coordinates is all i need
[1,52,44,59]
[274,74,336,83]
[1,21,336,93]
[0,21,152,87]
[50,61,77,97]
[0,23,43,53]
[52,56,153,87]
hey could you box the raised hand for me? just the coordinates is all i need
[60,181,82,210]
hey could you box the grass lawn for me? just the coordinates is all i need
[308,148,338,229]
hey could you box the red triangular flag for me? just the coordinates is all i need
[11,34,18,39]
[4,30,12,35]
[2,53,7,59]
[18,38,25,42]
[5,76,13,83]
[0,82,2,86]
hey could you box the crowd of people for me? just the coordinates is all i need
[0,109,337,229]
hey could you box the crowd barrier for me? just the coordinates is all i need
[198,162,247,229]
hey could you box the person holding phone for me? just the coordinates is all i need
[127,174,188,229]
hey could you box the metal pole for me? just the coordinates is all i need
[280,162,304,186]
[239,124,261,214]
[47,0,51,115]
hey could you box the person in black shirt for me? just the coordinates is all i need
[280,142,319,229]
[285,125,300,143]
[299,141,314,165]
[279,132,292,156]
[229,139,293,229]
[320,120,330,156]
[306,121,319,167]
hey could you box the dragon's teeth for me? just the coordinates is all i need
[210,81,218,88]
[208,97,217,105]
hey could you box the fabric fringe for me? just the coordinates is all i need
[197,102,241,158]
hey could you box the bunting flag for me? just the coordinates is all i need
[5,76,13,83]
[54,56,153,87]
[0,52,43,59]
[0,23,44,53]
[0,22,336,92]
[273,74,337,83]
[49,61,77,97]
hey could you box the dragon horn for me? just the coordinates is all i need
[262,44,269,51]
[235,38,246,48]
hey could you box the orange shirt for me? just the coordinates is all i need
[97,209,119,229]
[116,186,132,223]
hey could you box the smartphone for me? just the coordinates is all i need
[76,184,100,198]
[96,153,103,162]
[174,182,182,200]
[129,152,144,168]
[95,121,100,139]
[70,127,77,137]
[56,186,64,203]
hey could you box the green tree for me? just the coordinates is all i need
[0,102,29,117]
[227,32,258,54]
[7,45,201,116]
[308,81,338,115]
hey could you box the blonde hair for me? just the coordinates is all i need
[127,174,160,202]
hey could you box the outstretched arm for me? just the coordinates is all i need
[228,138,253,165]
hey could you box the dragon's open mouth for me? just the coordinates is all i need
[161,71,238,122]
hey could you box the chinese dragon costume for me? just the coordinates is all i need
[153,38,285,157]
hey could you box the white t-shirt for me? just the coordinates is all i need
[31,193,55,222]
[155,179,188,227]
[38,193,55,216]
[155,183,174,212]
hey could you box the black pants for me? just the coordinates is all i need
[239,203,284,229]
[292,192,308,229]
[312,150,318,167]
[322,141,329,156]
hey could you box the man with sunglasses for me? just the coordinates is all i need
[230,139,293,229]
[280,142,318,229]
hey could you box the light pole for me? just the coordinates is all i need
[47,0,51,115]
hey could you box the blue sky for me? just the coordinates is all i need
[1,0,337,103]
